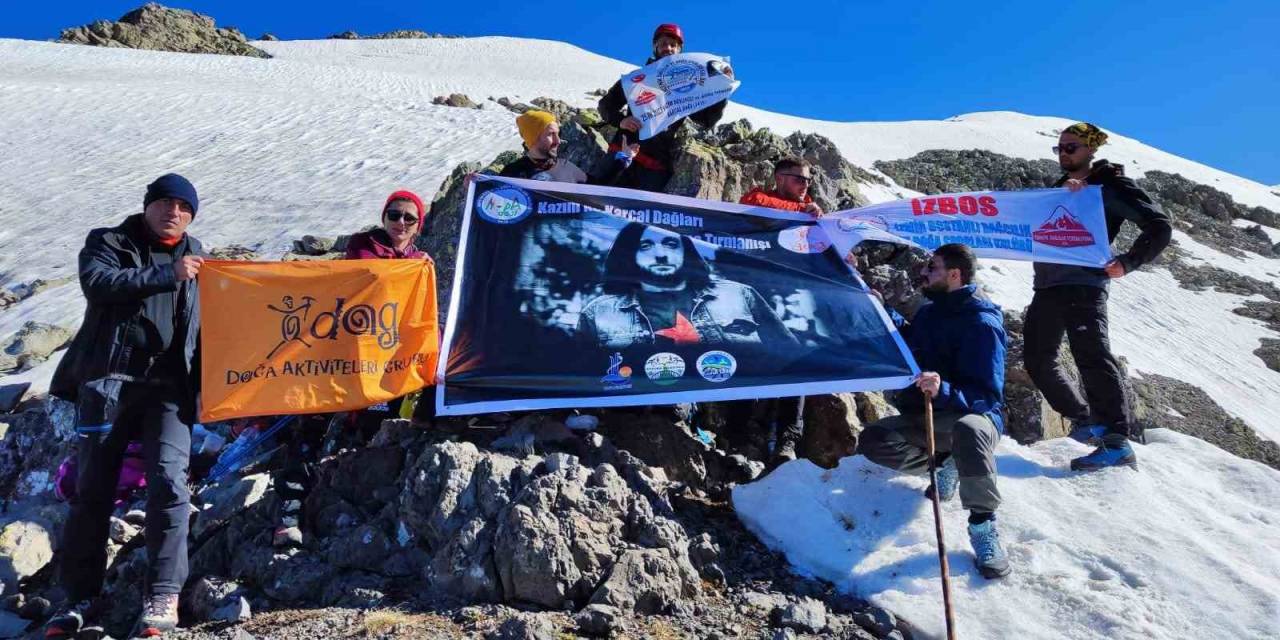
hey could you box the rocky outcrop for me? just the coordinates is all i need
[59,3,270,58]
[433,93,481,109]
[875,149,1059,193]
[1132,373,1280,469]
[1138,170,1277,257]
[0,322,74,375]
[328,29,455,40]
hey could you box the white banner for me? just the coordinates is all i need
[621,52,740,141]
[817,186,1112,267]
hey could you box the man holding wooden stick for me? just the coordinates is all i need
[859,243,1011,579]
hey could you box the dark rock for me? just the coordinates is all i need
[258,33,278,41]
[17,594,50,620]
[1133,372,1280,469]
[0,383,30,413]
[193,473,270,538]
[1255,338,1280,373]
[320,571,388,608]
[875,149,1058,193]
[208,244,259,260]
[588,548,700,615]
[325,524,393,570]
[798,393,861,469]
[490,612,560,640]
[59,3,271,58]
[852,607,897,637]
[574,603,621,636]
[329,30,360,39]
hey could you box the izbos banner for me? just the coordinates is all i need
[199,259,438,422]
[437,176,919,416]
[818,186,1112,267]
[621,52,740,141]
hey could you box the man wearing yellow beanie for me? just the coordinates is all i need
[501,110,638,184]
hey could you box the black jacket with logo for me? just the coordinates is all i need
[1034,160,1172,290]
[51,214,205,424]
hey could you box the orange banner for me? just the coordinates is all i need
[199,259,438,422]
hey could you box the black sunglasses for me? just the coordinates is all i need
[777,173,812,184]
[1053,143,1085,155]
[385,211,419,224]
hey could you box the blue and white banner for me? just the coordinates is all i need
[436,176,919,416]
[621,52,740,141]
[818,186,1112,268]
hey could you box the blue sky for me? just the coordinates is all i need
[4,0,1278,185]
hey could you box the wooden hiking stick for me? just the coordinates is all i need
[924,392,958,640]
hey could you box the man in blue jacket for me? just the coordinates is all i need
[858,243,1011,579]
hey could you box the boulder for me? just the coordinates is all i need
[0,518,55,585]
[773,597,828,634]
[193,473,271,538]
[0,321,74,374]
[588,548,700,614]
[433,93,481,109]
[798,393,861,469]
[59,3,270,58]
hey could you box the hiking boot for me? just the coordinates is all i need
[1070,435,1138,471]
[967,518,1011,579]
[924,456,958,502]
[766,440,798,471]
[132,593,179,638]
[1067,421,1108,445]
[43,599,94,638]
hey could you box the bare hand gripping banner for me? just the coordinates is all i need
[437,176,919,416]
[200,259,438,421]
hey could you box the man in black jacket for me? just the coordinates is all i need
[596,23,728,192]
[46,174,206,638]
[1026,122,1172,472]
[500,109,637,184]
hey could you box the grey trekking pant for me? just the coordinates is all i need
[858,411,1001,514]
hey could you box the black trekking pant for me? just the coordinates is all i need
[1023,285,1132,439]
[61,387,192,600]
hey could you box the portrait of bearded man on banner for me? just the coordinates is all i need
[577,222,798,350]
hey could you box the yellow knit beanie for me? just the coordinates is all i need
[516,110,557,149]
[1064,122,1109,149]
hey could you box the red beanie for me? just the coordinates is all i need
[384,190,426,218]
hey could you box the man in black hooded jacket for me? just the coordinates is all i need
[1026,122,1172,472]
[596,23,728,192]
[46,174,206,638]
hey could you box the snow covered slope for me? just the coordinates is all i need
[734,431,1280,640]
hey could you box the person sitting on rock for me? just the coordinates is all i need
[47,174,207,638]
[269,190,439,549]
[857,243,1012,579]
[740,157,824,217]
[1024,122,1171,471]
[596,23,728,192]
[735,157,825,468]
[499,110,637,184]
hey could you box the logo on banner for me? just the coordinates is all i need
[778,226,832,254]
[836,215,889,233]
[601,352,633,391]
[265,295,400,359]
[635,90,658,106]
[696,350,736,383]
[1032,206,1095,248]
[658,60,706,95]
[644,352,686,385]
[630,73,646,83]
[477,186,533,224]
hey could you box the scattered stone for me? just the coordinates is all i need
[0,321,74,374]
[0,519,56,585]
[852,606,898,637]
[773,597,827,634]
[193,473,271,538]
[292,234,335,256]
[490,612,559,640]
[59,3,270,58]
[433,93,481,109]
[108,516,139,544]
[208,244,258,260]
[574,603,621,636]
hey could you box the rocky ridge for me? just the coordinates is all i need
[58,3,270,59]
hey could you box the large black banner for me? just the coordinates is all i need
[436,176,918,415]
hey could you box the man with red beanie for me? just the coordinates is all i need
[47,173,207,638]
[596,23,728,192]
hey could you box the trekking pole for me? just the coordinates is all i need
[924,392,958,640]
